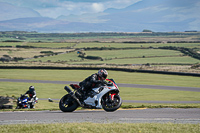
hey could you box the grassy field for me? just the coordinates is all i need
[1,41,199,75]
[82,49,182,58]
[26,42,77,48]
[74,42,200,49]
[25,52,80,62]
[0,69,200,110]
[1,81,200,110]
[0,35,200,129]
[1,69,200,87]
[0,34,200,109]
[23,49,193,64]
[70,56,199,65]
[1,42,200,49]
[0,122,200,133]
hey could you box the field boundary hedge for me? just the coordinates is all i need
[0,66,200,77]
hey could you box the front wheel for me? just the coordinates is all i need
[59,94,79,112]
[102,94,122,112]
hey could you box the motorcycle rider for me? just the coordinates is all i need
[24,86,37,108]
[79,69,108,96]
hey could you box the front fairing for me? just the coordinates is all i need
[84,80,120,109]
[17,96,29,107]
[106,79,119,90]
[22,99,28,103]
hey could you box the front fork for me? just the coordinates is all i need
[109,93,116,102]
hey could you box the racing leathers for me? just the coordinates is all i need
[24,90,36,102]
[79,73,107,94]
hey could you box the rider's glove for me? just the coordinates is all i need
[102,80,107,85]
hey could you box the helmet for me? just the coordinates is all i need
[98,69,108,79]
[29,86,35,92]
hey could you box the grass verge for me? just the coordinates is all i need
[121,103,200,109]
[0,122,200,133]
[0,69,200,110]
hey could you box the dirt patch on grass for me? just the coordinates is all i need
[0,96,14,109]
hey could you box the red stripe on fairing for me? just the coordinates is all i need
[106,79,118,89]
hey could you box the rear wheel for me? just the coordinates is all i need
[102,94,122,112]
[59,94,79,112]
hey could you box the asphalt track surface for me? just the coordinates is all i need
[1,108,200,124]
[1,79,200,124]
[1,78,200,92]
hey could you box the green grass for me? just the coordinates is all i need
[121,103,200,108]
[24,49,192,63]
[0,69,200,87]
[0,69,200,109]
[1,42,200,70]
[25,52,80,62]
[1,42,200,49]
[26,42,76,48]
[1,82,199,104]
[71,56,200,65]
[0,82,64,110]
[23,49,187,63]
[1,81,200,109]
[0,82,64,99]
[163,43,200,49]
[0,47,70,59]
[0,123,200,133]
[83,49,182,59]
[75,42,200,49]
[120,87,200,101]
[74,42,143,48]
[0,42,23,46]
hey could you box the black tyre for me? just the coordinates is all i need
[15,105,21,109]
[102,94,122,112]
[30,104,34,109]
[59,94,79,112]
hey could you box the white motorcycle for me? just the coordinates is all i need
[59,79,122,112]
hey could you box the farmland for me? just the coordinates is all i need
[0,32,200,131]
[0,31,200,73]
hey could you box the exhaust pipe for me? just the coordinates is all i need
[64,86,74,95]
[64,86,83,106]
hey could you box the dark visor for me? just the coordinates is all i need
[103,74,107,79]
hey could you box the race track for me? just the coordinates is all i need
[1,78,200,125]
[1,78,200,92]
[1,108,200,124]
[1,78,200,104]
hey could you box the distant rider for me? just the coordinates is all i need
[79,69,108,95]
[24,86,37,107]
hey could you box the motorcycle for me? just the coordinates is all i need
[16,94,38,109]
[59,79,122,112]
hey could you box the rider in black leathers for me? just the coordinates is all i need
[24,86,37,108]
[79,69,108,95]
[24,86,36,101]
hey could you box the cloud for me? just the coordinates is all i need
[0,0,140,19]
[92,3,104,12]
[1,0,200,32]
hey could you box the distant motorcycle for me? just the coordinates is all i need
[59,79,122,112]
[16,94,38,109]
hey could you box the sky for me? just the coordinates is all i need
[0,0,200,32]
[0,0,141,19]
